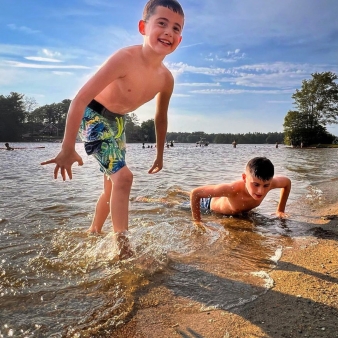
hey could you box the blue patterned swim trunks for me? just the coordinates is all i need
[200,197,211,210]
[78,100,126,175]
[180,197,212,213]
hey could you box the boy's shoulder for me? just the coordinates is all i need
[270,175,291,189]
[109,45,172,74]
[215,179,244,195]
[110,45,142,60]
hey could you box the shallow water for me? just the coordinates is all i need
[0,143,337,337]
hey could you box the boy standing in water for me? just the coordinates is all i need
[41,0,184,259]
[190,157,291,222]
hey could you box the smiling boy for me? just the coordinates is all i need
[41,0,184,259]
[190,157,291,222]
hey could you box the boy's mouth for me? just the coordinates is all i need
[158,38,172,46]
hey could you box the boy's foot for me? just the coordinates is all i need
[86,227,103,234]
[116,232,134,260]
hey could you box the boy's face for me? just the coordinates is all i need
[242,170,272,201]
[139,6,183,56]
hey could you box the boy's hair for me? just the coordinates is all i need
[143,0,184,21]
[246,157,274,181]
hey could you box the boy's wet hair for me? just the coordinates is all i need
[143,0,184,21]
[246,157,274,181]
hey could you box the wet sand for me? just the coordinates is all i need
[112,203,338,338]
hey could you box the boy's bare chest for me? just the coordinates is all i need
[214,194,261,213]
[100,69,166,112]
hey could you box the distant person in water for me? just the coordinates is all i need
[5,143,14,150]
[190,157,291,223]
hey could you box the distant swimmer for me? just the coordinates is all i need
[190,157,291,224]
[5,143,14,150]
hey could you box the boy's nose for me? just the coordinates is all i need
[257,186,263,194]
[164,30,172,37]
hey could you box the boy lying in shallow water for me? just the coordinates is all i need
[190,157,291,224]
[136,157,291,225]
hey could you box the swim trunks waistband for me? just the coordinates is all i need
[87,99,124,121]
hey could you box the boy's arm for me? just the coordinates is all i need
[148,72,174,174]
[41,51,129,180]
[190,183,234,222]
[272,176,292,217]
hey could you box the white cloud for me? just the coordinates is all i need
[190,88,293,95]
[52,71,73,75]
[25,57,62,62]
[166,62,230,76]
[180,42,204,49]
[42,49,62,58]
[177,82,221,87]
[172,93,191,97]
[7,24,40,34]
[6,61,90,69]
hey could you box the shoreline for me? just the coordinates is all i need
[112,203,338,338]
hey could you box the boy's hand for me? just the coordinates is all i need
[41,149,83,180]
[148,158,163,174]
[274,211,289,218]
[193,220,206,233]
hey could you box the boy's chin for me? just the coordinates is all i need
[252,194,263,200]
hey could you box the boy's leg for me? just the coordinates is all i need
[110,166,133,259]
[88,175,112,233]
[110,166,133,233]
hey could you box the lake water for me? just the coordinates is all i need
[1,143,337,337]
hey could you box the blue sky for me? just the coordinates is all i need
[1,0,338,135]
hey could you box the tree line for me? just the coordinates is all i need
[0,92,284,144]
[1,71,337,145]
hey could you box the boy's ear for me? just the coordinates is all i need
[242,173,246,182]
[139,20,146,35]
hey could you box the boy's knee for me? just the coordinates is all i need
[112,168,133,188]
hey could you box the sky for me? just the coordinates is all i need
[1,0,338,135]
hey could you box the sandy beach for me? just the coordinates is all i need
[111,203,338,338]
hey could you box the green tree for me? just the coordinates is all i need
[284,72,338,145]
[26,100,70,137]
[141,119,156,143]
[0,92,26,141]
[125,113,142,142]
